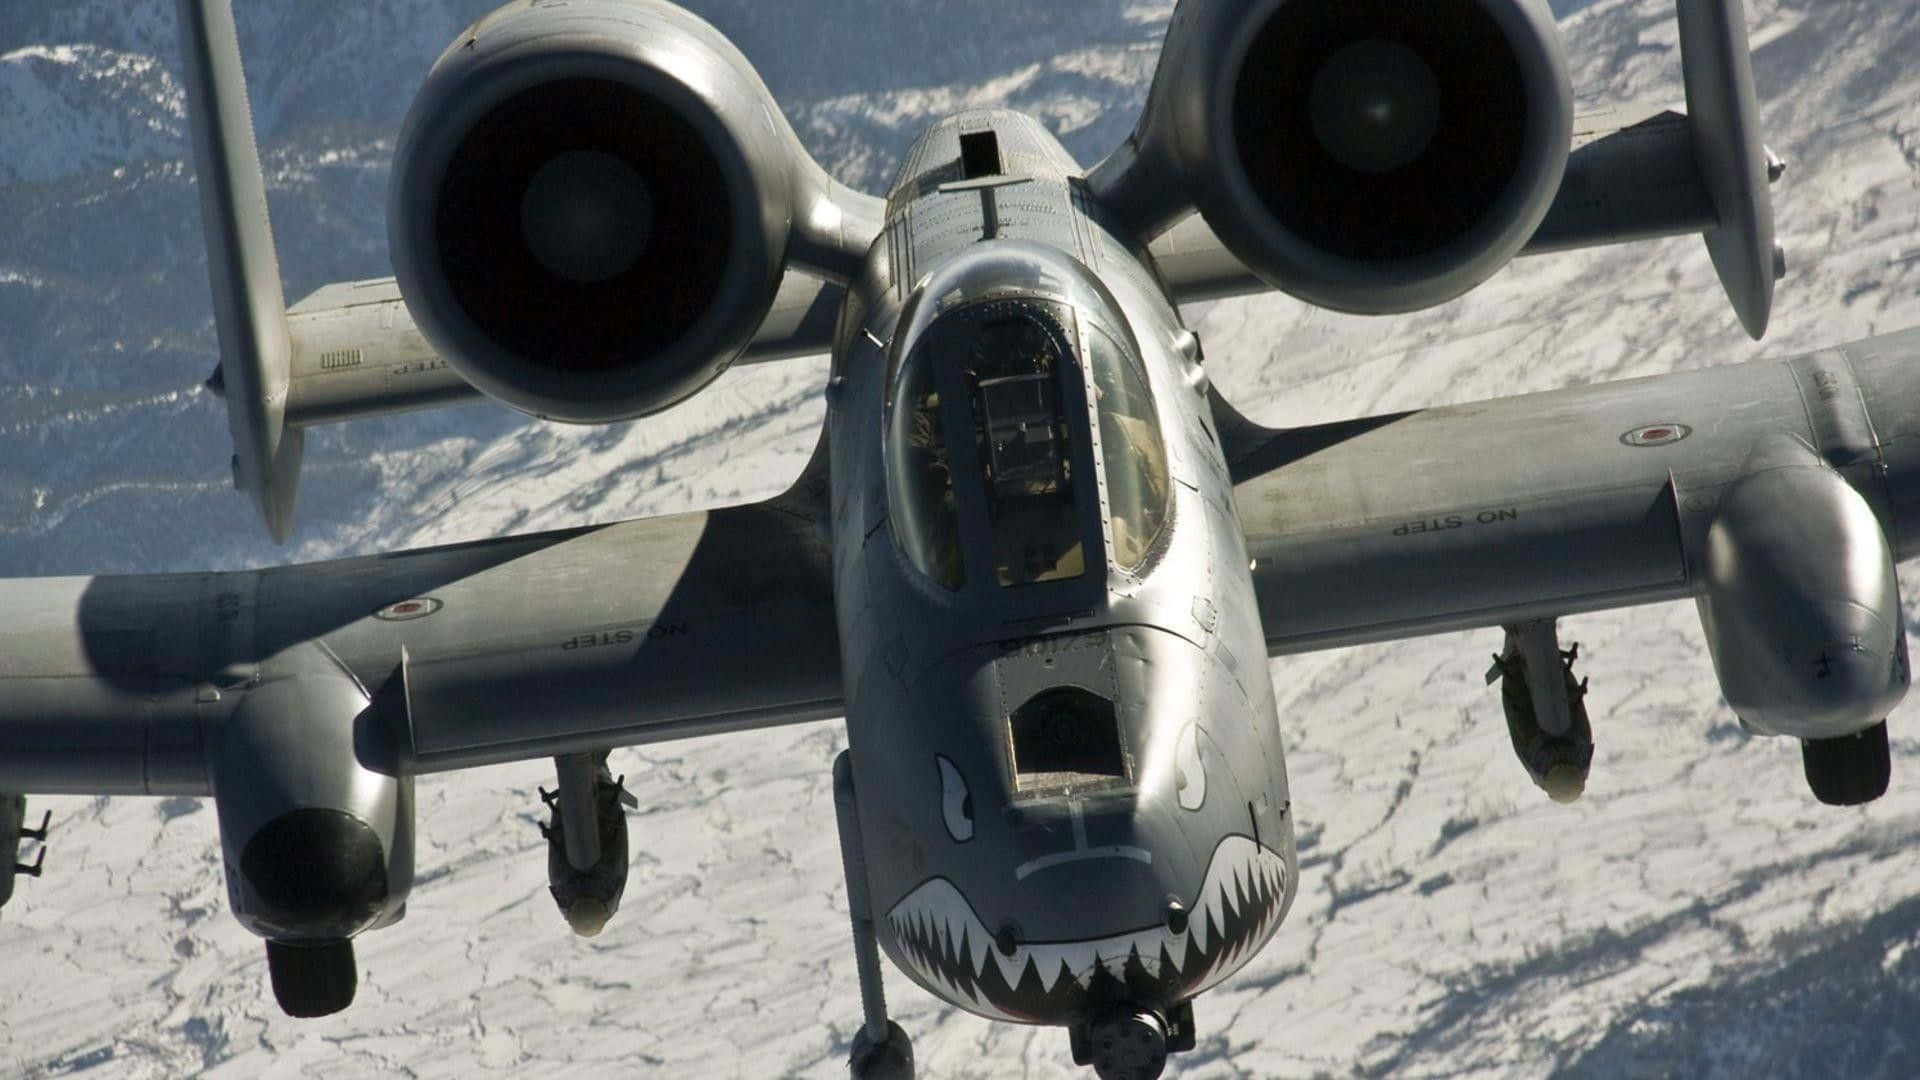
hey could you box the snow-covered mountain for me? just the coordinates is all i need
[2,0,1919,1076]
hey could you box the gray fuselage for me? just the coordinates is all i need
[827,111,1298,1025]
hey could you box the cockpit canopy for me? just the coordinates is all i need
[886,243,1171,598]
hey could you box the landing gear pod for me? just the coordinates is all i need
[1696,434,1907,804]
[210,650,412,1017]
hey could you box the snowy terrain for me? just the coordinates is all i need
[2,0,1920,1076]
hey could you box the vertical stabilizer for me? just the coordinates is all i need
[1515,0,1782,337]
[177,0,303,541]
[1677,0,1777,340]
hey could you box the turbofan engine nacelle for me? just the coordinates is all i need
[1107,0,1572,314]
[390,0,823,422]
[1696,435,1910,740]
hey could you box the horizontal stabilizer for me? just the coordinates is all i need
[213,271,846,428]
[278,279,477,426]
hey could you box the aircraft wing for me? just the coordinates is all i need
[1223,333,1920,655]
[0,460,842,792]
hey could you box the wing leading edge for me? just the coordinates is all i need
[0,456,842,793]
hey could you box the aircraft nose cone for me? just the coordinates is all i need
[1309,38,1440,174]
[519,149,653,283]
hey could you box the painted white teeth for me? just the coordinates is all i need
[1206,873,1229,935]
[966,922,991,976]
[992,940,1024,990]
[884,835,1291,1020]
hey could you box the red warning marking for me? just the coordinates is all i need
[374,596,443,621]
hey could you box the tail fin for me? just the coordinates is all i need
[1677,0,1779,340]
[1526,0,1782,339]
[176,0,303,541]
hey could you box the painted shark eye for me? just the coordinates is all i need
[938,755,974,842]
[1175,722,1206,811]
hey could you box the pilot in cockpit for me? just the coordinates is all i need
[968,312,1083,585]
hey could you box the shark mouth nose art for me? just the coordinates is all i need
[884,835,1289,1022]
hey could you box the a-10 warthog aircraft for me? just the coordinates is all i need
[0,0,1909,1077]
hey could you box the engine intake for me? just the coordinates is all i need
[433,77,732,376]
[390,0,821,422]
[1102,0,1572,314]
[1236,1,1534,262]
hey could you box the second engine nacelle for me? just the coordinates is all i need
[390,0,837,422]
[1101,0,1572,314]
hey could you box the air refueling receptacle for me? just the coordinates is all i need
[539,752,637,936]
[1487,619,1593,802]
